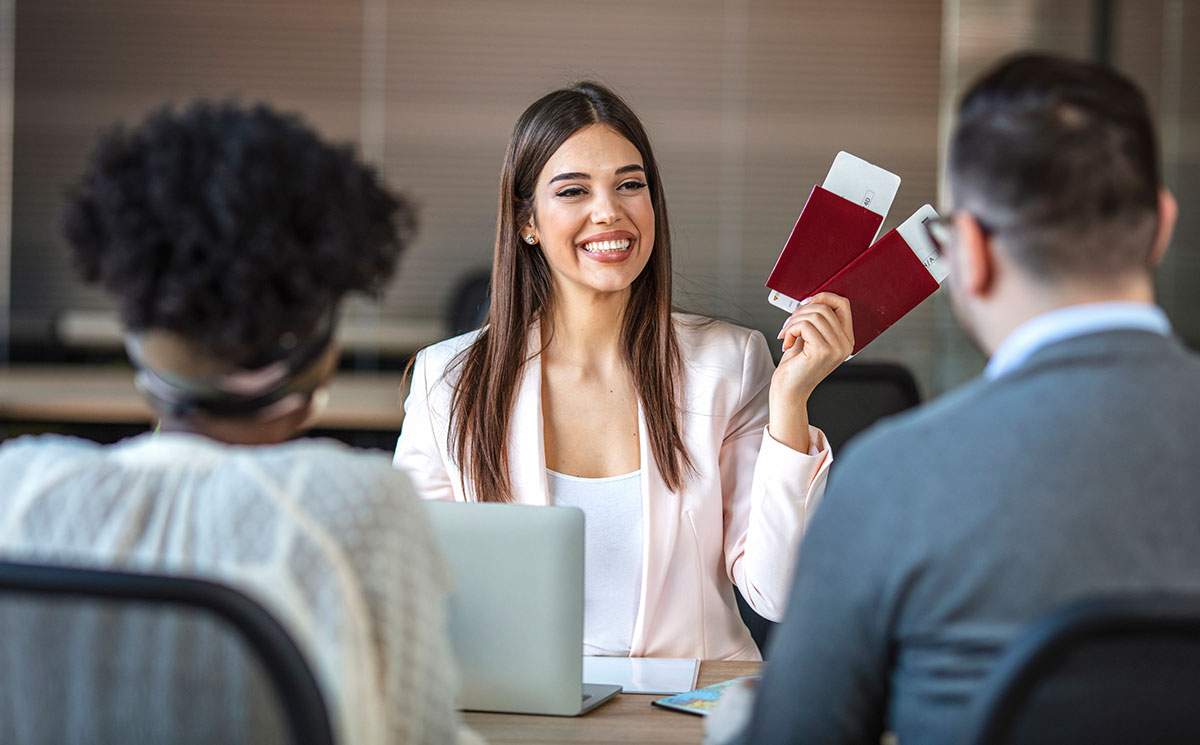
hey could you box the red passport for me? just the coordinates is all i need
[765,185,885,303]
[764,153,946,354]
[814,211,943,355]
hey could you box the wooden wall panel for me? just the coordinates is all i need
[931,0,1097,391]
[1128,0,1200,344]
[0,0,12,356]
[13,0,1194,397]
[936,0,1200,390]
[10,0,363,339]
[380,0,943,389]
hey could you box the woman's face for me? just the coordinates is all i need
[524,124,655,299]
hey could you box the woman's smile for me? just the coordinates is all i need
[578,230,637,263]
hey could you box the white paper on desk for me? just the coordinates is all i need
[583,656,700,695]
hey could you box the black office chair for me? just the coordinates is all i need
[446,269,491,336]
[0,561,335,745]
[805,360,921,454]
[967,594,1200,745]
[737,360,921,657]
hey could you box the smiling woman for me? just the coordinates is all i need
[459,82,689,499]
[394,82,856,660]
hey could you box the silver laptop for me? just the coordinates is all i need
[422,500,621,716]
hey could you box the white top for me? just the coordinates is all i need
[0,432,482,745]
[547,468,643,657]
[987,302,1172,379]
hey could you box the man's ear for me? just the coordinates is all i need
[1149,188,1178,266]
[953,211,996,298]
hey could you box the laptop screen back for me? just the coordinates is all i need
[422,501,585,715]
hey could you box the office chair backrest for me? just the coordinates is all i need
[968,594,1200,745]
[805,361,921,454]
[0,561,335,745]
[446,270,491,336]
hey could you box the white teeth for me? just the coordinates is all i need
[582,239,631,253]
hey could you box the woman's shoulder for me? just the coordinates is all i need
[671,313,775,410]
[414,328,486,376]
[0,434,106,485]
[671,312,768,362]
[261,440,429,522]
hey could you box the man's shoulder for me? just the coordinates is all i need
[831,334,1200,495]
[1173,340,1200,369]
[835,376,995,468]
[1015,328,1200,377]
[815,373,1034,530]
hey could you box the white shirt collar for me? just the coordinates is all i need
[986,302,1171,379]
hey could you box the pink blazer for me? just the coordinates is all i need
[394,313,832,660]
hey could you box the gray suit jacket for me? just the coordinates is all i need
[732,329,1200,745]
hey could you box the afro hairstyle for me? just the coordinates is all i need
[63,100,414,368]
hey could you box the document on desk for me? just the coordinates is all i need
[582,656,700,695]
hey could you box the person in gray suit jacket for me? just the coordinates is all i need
[718,52,1200,745]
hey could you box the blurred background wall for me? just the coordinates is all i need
[0,0,1195,401]
[940,0,1200,389]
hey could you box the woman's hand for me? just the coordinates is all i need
[767,292,854,452]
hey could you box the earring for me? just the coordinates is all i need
[524,234,538,245]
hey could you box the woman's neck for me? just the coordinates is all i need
[157,413,298,445]
[542,286,629,373]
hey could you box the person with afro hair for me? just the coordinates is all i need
[0,101,483,745]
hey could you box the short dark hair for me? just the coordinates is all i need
[64,101,413,368]
[949,53,1161,280]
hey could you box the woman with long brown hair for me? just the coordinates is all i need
[395,82,854,660]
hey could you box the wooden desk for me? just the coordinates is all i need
[56,310,446,357]
[463,660,760,744]
[0,365,407,431]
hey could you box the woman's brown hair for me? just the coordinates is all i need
[448,81,692,502]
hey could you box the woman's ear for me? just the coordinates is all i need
[953,211,996,298]
[519,212,539,245]
[1150,188,1178,266]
